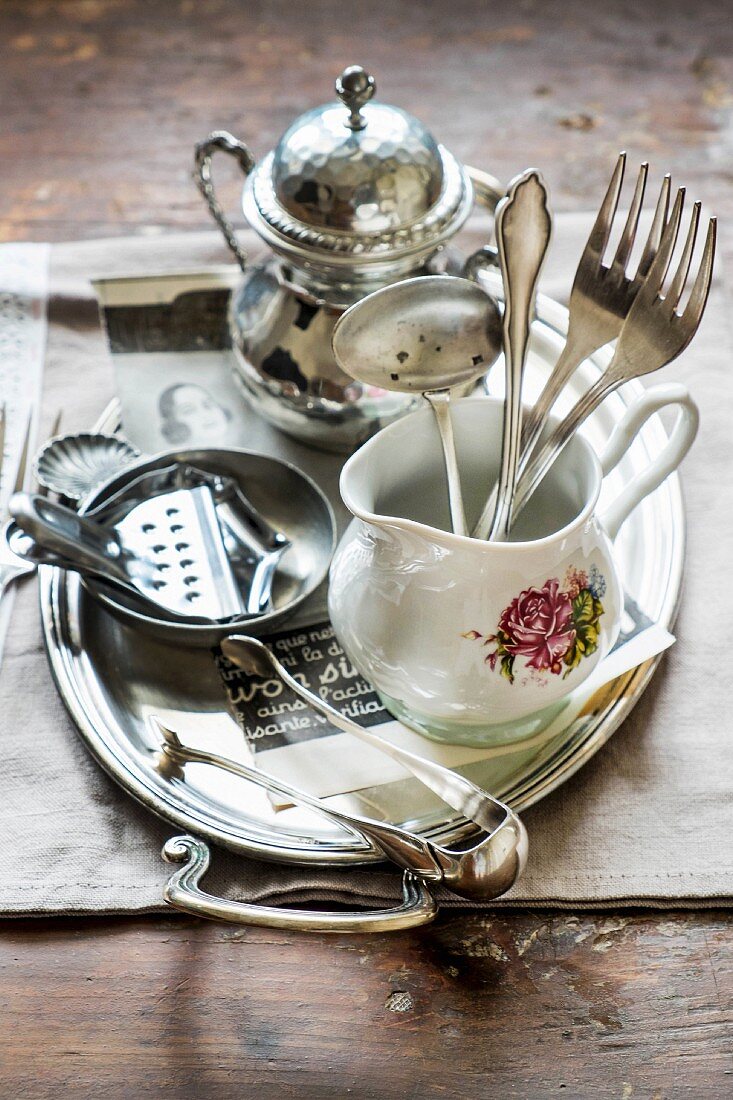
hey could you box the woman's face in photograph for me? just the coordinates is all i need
[169,385,229,437]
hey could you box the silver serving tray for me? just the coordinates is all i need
[39,290,684,866]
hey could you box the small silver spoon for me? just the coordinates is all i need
[332,275,502,537]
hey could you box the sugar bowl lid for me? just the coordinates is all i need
[243,65,473,267]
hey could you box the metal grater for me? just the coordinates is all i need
[112,482,247,620]
[9,466,262,623]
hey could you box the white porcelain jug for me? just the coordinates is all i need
[328,389,698,744]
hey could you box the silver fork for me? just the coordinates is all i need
[0,409,63,603]
[472,153,671,540]
[0,410,36,605]
[508,189,716,524]
[521,154,672,452]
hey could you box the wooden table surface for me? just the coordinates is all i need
[1,2,731,1096]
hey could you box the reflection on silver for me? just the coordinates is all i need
[194,64,504,451]
[29,448,336,647]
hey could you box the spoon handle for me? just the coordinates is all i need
[471,337,583,539]
[155,721,442,879]
[424,389,467,537]
[486,170,552,541]
[510,368,622,522]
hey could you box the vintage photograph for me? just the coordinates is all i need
[114,350,249,453]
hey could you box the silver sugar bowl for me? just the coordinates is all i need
[195,65,502,452]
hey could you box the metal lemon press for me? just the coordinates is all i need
[8,463,291,625]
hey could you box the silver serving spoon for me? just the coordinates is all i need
[481,169,552,541]
[217,635,527,901]
[332,275,502,537]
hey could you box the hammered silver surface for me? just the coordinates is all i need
[272,103,443,233]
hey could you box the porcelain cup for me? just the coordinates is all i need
[328,386,698,745]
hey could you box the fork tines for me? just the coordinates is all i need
[590,151,673,282]
[638,184,716,334]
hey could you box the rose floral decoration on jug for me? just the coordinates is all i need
[462,565,607,685]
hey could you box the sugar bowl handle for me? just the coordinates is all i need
[162,835,438,933]
[466,165,504,212]
[194,131,257,271]
[599,382,699,540]
[462,168,505,283]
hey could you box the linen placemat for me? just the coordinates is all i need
[1,216,731,915]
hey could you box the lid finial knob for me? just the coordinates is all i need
[335,65,376,131]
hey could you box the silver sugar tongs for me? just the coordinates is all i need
[179,635,526,902]
[155,715,525,903]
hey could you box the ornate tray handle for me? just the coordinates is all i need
[162,836,438,933]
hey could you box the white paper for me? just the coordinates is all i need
[256,624,675,803]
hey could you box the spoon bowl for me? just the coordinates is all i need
[332,274,502,393]
[332,274,502,535]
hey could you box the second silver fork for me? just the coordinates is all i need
[507,189,715,525]
[473,152,671,540]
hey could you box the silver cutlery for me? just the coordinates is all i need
[485,169,552,541]
[218,634,527,900]
[509,190,715,523]
[332,275,502,536]
[472,154,672,540]
[0,413,36,609]
[33,431,140,502]
[157,721,526,903]
[519,155,672,459]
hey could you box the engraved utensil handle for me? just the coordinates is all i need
[194,131,257,271]
[487,169,552,541]
[162,835,438,932]
[8,493,130,586]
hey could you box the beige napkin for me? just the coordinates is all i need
[1,219,731,915]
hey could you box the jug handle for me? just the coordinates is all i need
[194,131,256,271]
[599,382,699,541]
